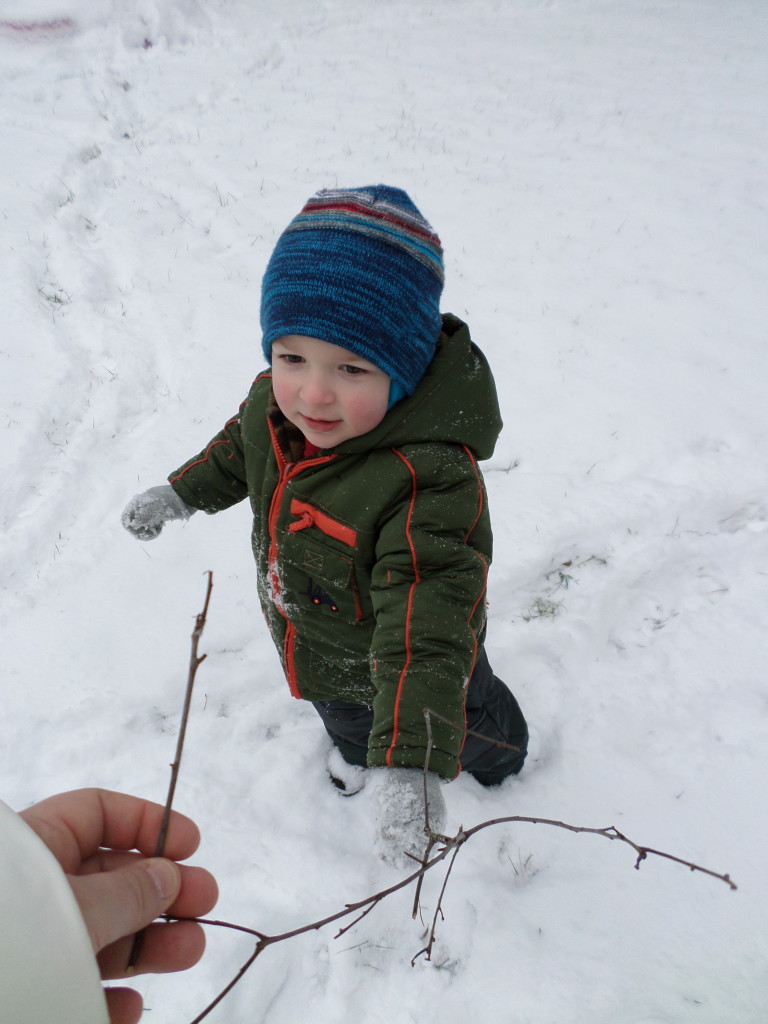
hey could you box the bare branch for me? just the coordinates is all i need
[410,710,439,918]
[188,944,262,1023]
[422,707,435,831]
[459,816,738,890]
[158,646,734,1020]
[178,807,735,1021]
[334,899,380,940]
[180,848,454,1021]
[410,835,439,921]
[128,571,213,968]
[155,570,213,855]
[411,841,460,965]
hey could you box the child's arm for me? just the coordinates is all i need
[122,397,252,541]
[167,402,249,514]
[368,443,492,780]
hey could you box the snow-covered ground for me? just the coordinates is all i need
[1,1,766,1021]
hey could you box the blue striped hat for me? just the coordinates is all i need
[260,186,444,401]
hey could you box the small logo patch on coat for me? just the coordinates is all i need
[301,577,338,612]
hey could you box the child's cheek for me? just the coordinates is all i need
[271,376,292,418]
[349,393,388,433]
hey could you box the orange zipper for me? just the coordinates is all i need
[266,420,338,697]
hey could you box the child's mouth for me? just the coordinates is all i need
[301,414,342,432]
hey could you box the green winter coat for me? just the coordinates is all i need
[169,314,502,778]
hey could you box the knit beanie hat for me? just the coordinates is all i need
[260,185,444,402]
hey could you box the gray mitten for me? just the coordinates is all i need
[121,484,195,541]
[372,767,447,869]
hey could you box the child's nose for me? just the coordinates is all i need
[300,371,334,404]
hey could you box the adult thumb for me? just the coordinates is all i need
[69,858,182,953]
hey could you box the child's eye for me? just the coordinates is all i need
[278,353,304,365]
[341,364,366,375]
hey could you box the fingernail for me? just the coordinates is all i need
[145,858,179,902]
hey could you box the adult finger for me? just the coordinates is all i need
[21,789,201,872]
[98,864,217,976]
[75,853,218,921]
[103,986,144,1024]
[97,920,207,980]
[69,857,181,953]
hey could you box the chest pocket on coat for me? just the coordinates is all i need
[280,502,364,623]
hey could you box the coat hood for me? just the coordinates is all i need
[334,314,502,461]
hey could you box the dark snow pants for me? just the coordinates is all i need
[312,648,528,785]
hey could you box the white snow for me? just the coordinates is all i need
[1,1,766,1021]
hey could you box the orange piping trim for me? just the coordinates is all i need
[169,408,245,484]
[169,436,232,484]
[386,449,420,766]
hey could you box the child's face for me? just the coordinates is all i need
[271,335,391,446]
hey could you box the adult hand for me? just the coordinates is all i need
[20,789,218,1024]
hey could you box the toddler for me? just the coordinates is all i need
[123,185,528,866]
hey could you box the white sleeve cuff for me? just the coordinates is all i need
[0,800,109,1024]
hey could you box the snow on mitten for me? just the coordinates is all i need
[372,767,446,869]
[121,484,195,541]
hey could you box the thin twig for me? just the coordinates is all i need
[181,849,454,1022]
[127,571,214,969]
[179,808,735,1021]
[424,706,522,752]
[410,835,438,921]
[459,816,738,890]
[154,571,214,856]
[422,708,434,831]
[187,944,262,1022]
[334,899,382,940]
[411,841,461,965]
[411,710,439,918]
